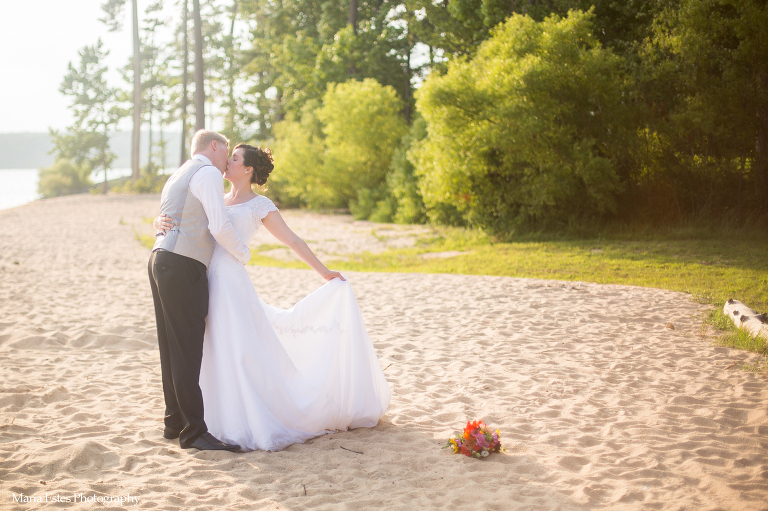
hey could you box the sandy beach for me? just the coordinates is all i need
[1,194,767,510]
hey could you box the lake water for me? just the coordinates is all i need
[0,168,145,211]
[0,169,40,210]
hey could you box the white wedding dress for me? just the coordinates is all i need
[198,195,391,451]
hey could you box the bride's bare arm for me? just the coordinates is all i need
[261,211,345,281]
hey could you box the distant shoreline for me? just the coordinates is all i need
[0,131,182,170]
[0,167,137,211]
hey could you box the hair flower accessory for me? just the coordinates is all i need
[445,420,503,458]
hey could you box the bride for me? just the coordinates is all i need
[154,143,391,451]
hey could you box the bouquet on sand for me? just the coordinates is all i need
[445,420,503,459]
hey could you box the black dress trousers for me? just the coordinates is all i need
[148,249,209,447]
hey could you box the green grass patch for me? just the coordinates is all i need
[251,225,768,313]
[254,243,287,252]
[704,309,768,371]
[135,227,156,250]
[249,253,307,269]
[705,309,768,356]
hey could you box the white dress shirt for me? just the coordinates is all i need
[188,154,251,265]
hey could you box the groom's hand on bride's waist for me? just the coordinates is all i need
[154,213,175,235]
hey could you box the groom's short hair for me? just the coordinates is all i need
[191,130,229,155]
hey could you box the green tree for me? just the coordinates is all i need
[270,79,406,213]
[362,114,428,223]
[178,0,191,164]
[169,0,223,161]
[320,79,407,210]
[38,159,93,198]
[240,0,414,136]
[193,0,206,129]
[187,0,249,140]
[406,0,666,74]
[633,0,768,221]
[141,0,169,173]
[220,1,243,142]
[44,40,122,197]
[101,0,142,182]
[269,100,327,208]
[413,10,631,234]
[406,0,575,59]
[113,0,175,192]
[388,114,428,223]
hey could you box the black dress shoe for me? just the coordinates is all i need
[163,427,181,440]
[181,432,241,452]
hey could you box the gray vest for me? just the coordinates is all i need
[152,159,216,267]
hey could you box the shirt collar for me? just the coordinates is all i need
[192,154,213,166]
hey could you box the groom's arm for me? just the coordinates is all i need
[189,166,251,265]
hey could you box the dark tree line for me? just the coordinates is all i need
[41,0,768,234]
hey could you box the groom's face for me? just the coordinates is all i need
[210,141,230,174]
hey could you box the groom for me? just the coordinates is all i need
[148,130,250,452]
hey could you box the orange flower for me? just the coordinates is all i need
[450,420,502,458]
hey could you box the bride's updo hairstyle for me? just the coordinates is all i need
[235,143,274,188]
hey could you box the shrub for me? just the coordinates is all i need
[269,100,327,209]
[320,79,407,210]
[388,115,428,224]
[412,9,632,235]
[271,79,407,211]
[38,159,92,198]
[112,163,169,194]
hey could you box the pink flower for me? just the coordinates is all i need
[448,420,502,458]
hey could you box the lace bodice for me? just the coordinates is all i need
[211,195,278,264]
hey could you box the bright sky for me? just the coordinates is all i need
[0,0,133,133]
[0,1,432,134]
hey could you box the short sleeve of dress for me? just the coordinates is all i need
[251,195,279,225]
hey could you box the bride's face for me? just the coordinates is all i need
[225,148,251,182]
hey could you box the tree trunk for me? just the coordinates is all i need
[275,87,284,123]
[756,104,768,215]
[103,126,109,194]
[347,0,358,76]
[349,0,357,34]
[193,0,205,131]
[404,49,411,123]
[225,1,238,139]
[160,124,166,171]
[755,66,768,216]
[148,102,154,171]
[404,19,412,123]
[131,0,141,181]
[180,0,189,165]
[256,11,267,138]
[258,69,266,137]
[737,157,744,221]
